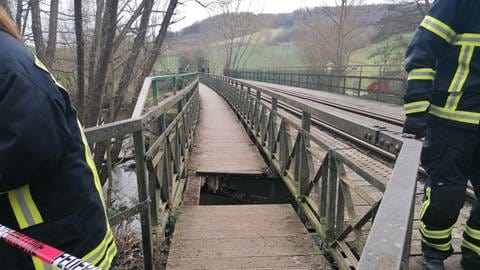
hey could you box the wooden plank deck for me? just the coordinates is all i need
[189,84,267,175]
[166,205,332,269]
[242,80,468,269]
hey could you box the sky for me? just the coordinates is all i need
[172,0,386,31]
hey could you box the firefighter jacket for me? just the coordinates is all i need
[404,0,480,125]
[0,30,116,269]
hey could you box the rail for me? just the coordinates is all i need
[224,68,406,105]
[201,74,422,270]
[84,73,200,270]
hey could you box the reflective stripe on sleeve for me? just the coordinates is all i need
[407,68,436,80]
[420,15,456,43]
[404,100,430,115]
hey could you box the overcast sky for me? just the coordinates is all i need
[173,0,386,31]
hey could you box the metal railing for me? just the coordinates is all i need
[201,74,422,270]
[84,73,200,270]
[224,68,406,105]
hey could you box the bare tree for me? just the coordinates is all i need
[318,0,364,73]
[44,0,58,68]
[16,0,29,36]
[19,0,187,178]
[30,0,45,58]
[84,0,119,128]
[414,0,430,16]
[131,0,179,106]
[369,34,408,74]
[15,0,22,28]
[85,0,105,122]
[215,0,261,71]
[368,2,422,73]
[74,0,85,118]
[112,0,154,120]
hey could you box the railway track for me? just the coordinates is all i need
[240,81,477,203]
[260,84,404,128]
[238,83,401,162]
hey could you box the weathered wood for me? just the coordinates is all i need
[167,205,331,270]
[108,200,150,225]
[201,74,471,270]
[133,130,154,270]
[84,118,142,143]
[189,85,266,175]
[182,175,202,206]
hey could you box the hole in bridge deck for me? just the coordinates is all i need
[198,173,294,205]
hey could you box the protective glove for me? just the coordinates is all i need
[403,114,428,139]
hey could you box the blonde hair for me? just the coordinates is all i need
[0,7,23,42]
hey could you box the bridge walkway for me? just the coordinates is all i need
[166,84,331,269]
[233,79,465,269]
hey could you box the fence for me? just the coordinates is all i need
[201,74,422,270]
[224,68,406,105]
[84,73,200,270]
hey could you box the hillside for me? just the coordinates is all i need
[157,3,423,73]
[178,3,421,44]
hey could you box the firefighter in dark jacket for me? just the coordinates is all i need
[403,0,480,269]
[0,8,116,270]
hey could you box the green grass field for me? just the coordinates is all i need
[155,30,413,75]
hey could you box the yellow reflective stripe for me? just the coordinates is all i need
[408,68,436,80]
[446,46,474,111]
[32,257,55,270]
[465,224,480,240]
[77,120,106,205]
[462,238,480,255]
[8,185,43,229]
[423,239,452,251]
[98,241,118,270]
[8,186,48,270]
[420,223,453,239]
[77,120,116,266]
[404,101,430,114]
[453,33,480,46]
[33,54,66,90]
[420,187,431,218]
[420,15,456,43]
[429,105,480,124]
[82,229,114,265]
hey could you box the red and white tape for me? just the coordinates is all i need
[0,224,100,270]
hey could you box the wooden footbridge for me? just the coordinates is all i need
[82,71,467,270]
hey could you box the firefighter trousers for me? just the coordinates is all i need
[420,116,480,269]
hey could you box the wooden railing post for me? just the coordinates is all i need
[269,98,278,159]
[133,130,154,270]
[326,153,338,244]
[254,90,261,133]
[152,79,158,106]
[302,111,311,146]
